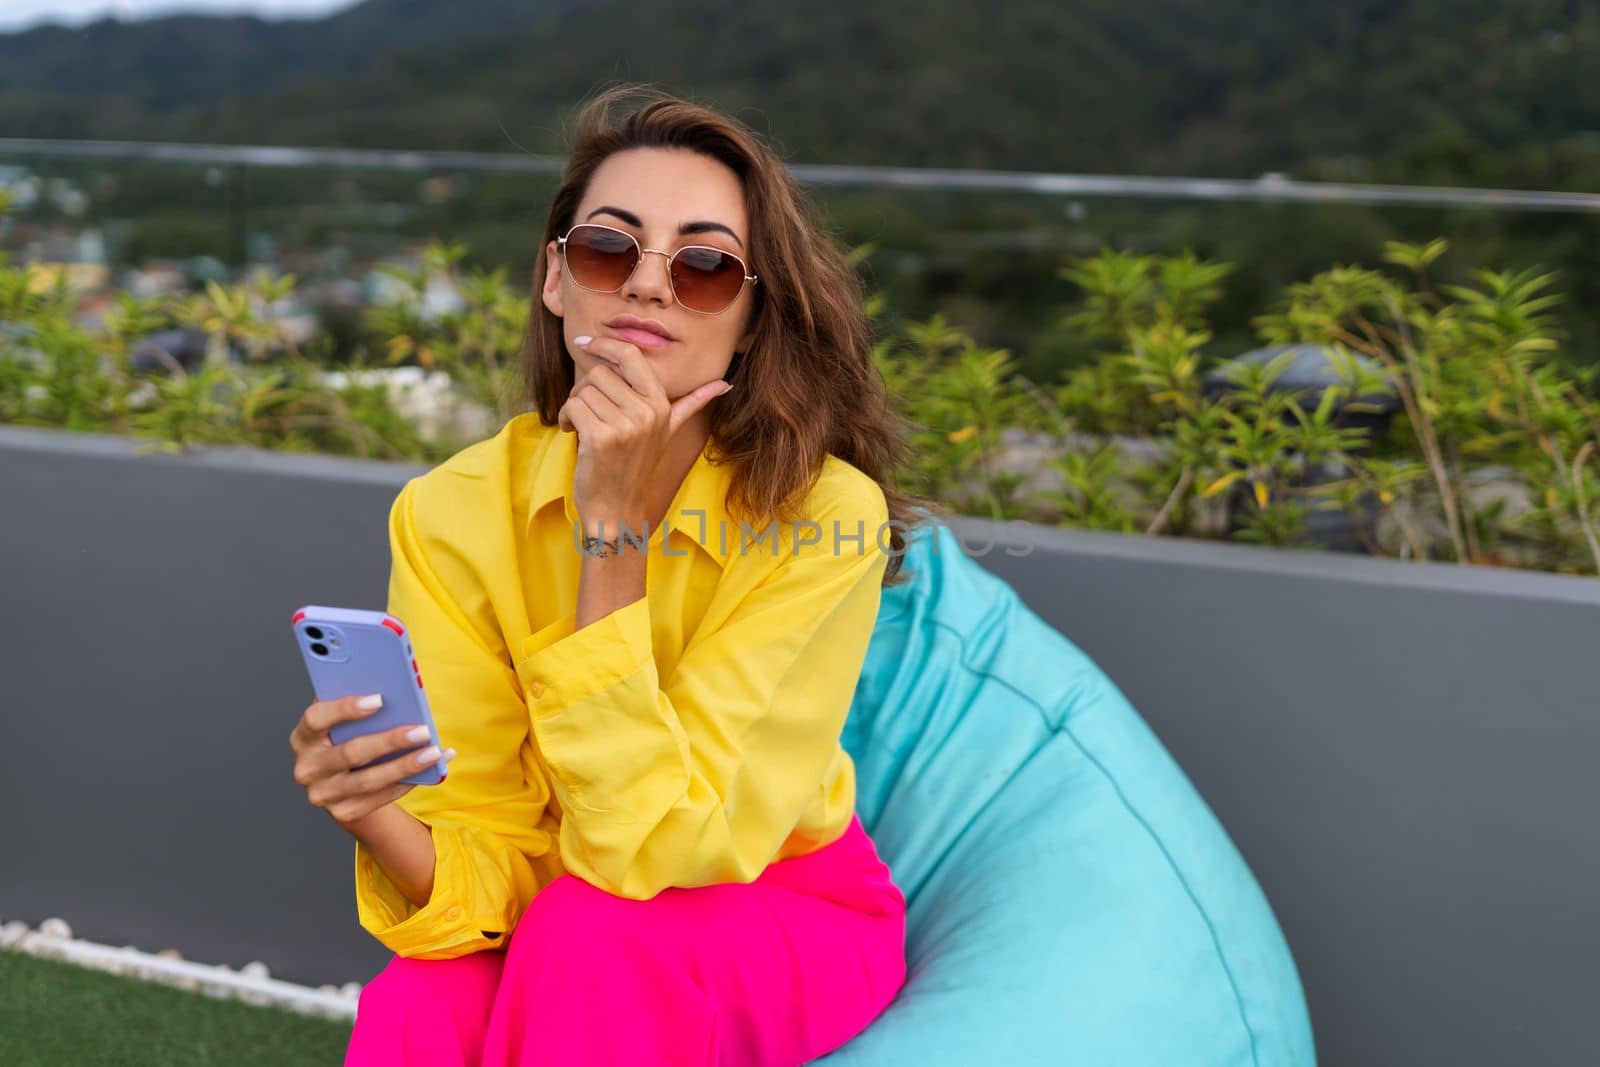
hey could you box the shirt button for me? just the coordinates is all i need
[529,682,545,699]
[446,906,463,920]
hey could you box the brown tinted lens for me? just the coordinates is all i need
[564,225,638,291]
[670,246,747,313]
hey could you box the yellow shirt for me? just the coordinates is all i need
[353,411,891,959]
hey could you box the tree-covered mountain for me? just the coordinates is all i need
[0,0,578,116]
[1,0,1596,190]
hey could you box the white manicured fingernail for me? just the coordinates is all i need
[356,694,383,710]
[573,335,592,345]
[405,726,431,743]
[415,746,441,766]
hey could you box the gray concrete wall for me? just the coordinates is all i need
[0,426,423,995]
[3,425,1598,1065]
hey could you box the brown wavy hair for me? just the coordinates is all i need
[519,84,940,586]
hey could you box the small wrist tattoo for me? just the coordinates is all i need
[580,532,625,558]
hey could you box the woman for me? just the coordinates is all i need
[288,84,930,1066]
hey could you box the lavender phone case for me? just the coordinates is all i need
[291,604,447,786]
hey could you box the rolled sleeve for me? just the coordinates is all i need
[354,820,538,959]
[515,597,655,711]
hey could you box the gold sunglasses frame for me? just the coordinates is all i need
[555,222,759,316]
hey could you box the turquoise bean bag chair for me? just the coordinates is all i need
[822,522,1316,1066]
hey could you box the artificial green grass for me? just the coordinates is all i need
[0,948,353,1066]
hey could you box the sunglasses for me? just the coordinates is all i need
[556,223,758,316]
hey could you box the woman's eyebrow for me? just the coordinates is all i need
[585,206,745,249]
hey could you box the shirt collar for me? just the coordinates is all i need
[524,426,736,569]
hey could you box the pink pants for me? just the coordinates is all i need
[345,815,907,1066]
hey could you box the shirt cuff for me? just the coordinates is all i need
[353,822,526,959]
[513,595,666,817]
[514,595,655,714]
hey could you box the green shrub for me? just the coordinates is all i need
[4,230,1598,576]
[878,239,1600,574]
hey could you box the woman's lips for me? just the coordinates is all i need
[607,326,674,349]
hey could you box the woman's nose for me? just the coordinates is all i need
[623,249,675,306]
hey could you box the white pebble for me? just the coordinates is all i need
[38,917,72,940]
[240,960,270,979]
[340,981,363,998]
[156,948,183,961]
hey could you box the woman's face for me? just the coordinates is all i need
[543,147,757,404]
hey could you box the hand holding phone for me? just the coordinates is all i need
[287,693,453,826]
[288,605,453,826]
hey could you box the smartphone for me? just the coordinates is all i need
[291,605,448,786]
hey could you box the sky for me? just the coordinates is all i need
[0,0,357,32]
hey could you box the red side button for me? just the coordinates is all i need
[381,617,405,637]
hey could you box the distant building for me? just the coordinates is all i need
[0,165,39,211]
[20,224,103,266]
[28,262,109,295]
[124,262,187,299]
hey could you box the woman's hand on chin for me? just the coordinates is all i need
[559,334,731,527]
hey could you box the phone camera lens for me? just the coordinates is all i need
[305,626,324,640]
[310,642,329,656]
